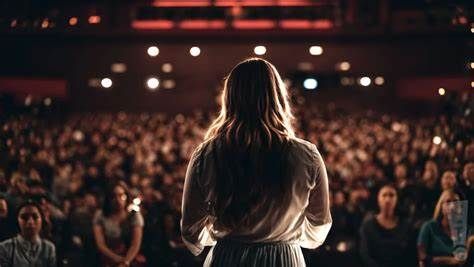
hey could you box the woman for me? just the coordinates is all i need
[359,183,414,267]
[0,199,56,267]
[0,195,16,241]
[417,189,473,267]
[181,58,332,266]
[93,181,145,267]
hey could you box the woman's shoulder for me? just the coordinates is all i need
[288,137,323,166]
[288,137,317,153]
[92,209,105,224]
[0,237,14,248]
[128,210,144,227]
[41,239,55,253]
[419,219,438,231]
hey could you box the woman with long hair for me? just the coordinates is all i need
[359,183,414,267]
[93,181,145,267]
[417,189,474,267]
[181,58,332,266]
[0,199,56,267]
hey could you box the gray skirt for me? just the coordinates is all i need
[203,239,306,267]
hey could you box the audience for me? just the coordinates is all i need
[0,91,472,266]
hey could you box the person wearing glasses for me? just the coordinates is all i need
[0,199,56,267]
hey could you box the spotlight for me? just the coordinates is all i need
[162,63,173,73]
[111,63,127,73]
[432,136,442,145]
[69,17,78,26]
[309,46,323,55]
[340,77,354,86]
[337,61,350,71]
[25,95,32,106]
[44,98,52,106]
[303,78,318,90]
[88,78,101,88]
[162,79,176,89]
[101,78,112,88]
[189,46,201,57]
[146,77,160,90]
[359,77,371,87]
[374,76,385,85]
[88,15,101,24]
[438,88,446,96]
[41,19,49,29]
[254,45,267,55]
[147,46,159,57]
[471,81,474,88]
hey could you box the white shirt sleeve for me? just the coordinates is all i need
[180,144,216,256]
[299,145,332,249]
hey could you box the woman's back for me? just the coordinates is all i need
[181,137,332,255]
[180,57,331,266]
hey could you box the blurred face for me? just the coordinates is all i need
[334,192,345,206]
[441,193,461,217]
[0,199,8,218]
[463,164,474,184]
[441,171,456,191]
[112,186,127,210]
[18,205,42,237]
[422,169,437,188]
[84,193,98,209]
[394,165,407,180]
[377,186,397,213]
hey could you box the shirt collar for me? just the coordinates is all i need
[17,234,41,246]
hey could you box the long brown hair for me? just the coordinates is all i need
[203,58,296,230]
[432,189,461,222]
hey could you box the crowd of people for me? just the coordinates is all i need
[0,91,472,266]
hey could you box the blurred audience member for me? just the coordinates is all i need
[0,200,56,267]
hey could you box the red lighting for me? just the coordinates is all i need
[153,0,211,7]
[179,20,226,29]
[313,19,333,29]
[279,20,312,29]
[132,20,174,30]
[69,17,78,26]
[233,20,275,29]
[216,0,312,6]
[88,15,101,24]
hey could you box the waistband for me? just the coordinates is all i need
[216,238,300,247]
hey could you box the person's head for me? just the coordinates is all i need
[0,196,8,218]
[103,181,130,216]
[204,57,295,147]
[10,173,29,194]
[377,183,398,215]
[394,164,407,180]
[333,191,346,207]
[440,171,457,191]
[16,200,43,239]
[463,162,474,185]
[203,58,296,228]
[433,189,461,222]
[465,143,474,162]
[422,166,438,189]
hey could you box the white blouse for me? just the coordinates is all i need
[180,137,332,256]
